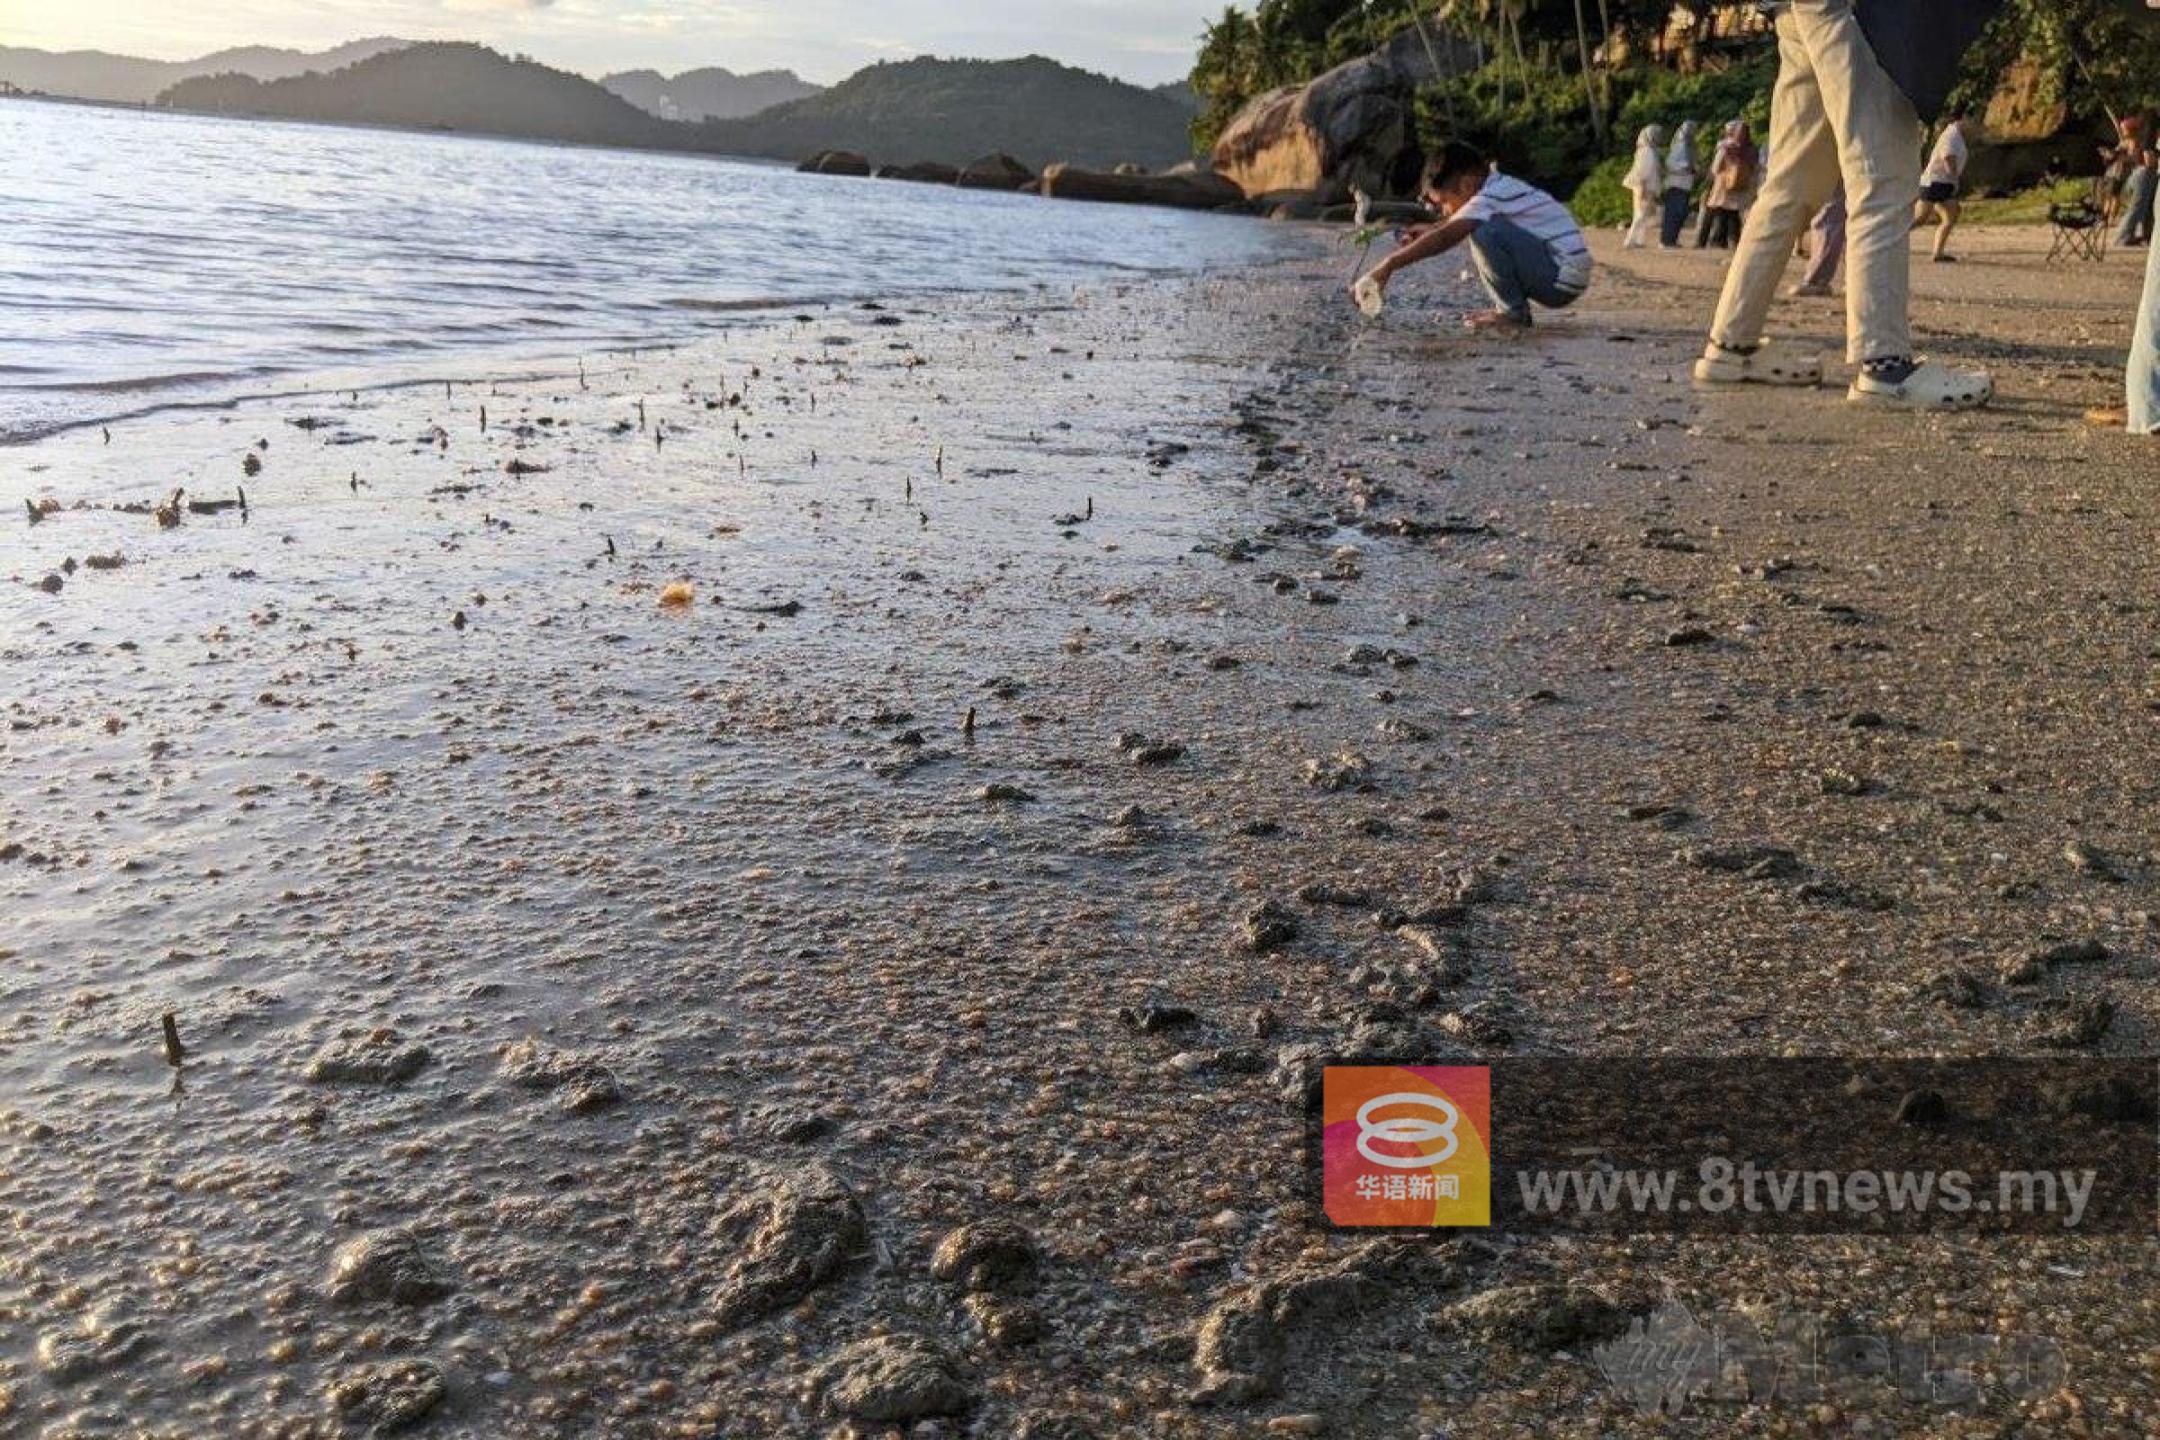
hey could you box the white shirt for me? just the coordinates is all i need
[1924,123,1968,188]
[1452,172,1594,292]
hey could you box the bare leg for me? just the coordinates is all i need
[1932,199,1961,260]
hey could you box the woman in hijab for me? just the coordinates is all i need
[1696,119,1759,249]
[1624,125,1666,248]
[1659,120,1700,247]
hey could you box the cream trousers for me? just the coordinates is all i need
[1707,0,1922,363]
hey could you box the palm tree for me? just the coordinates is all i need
[1571,0,1608,144]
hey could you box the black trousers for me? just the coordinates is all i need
[1696,205,1743,249]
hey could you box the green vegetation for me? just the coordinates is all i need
[1189,0,1683,156]
[1187,0,2160,223]
[1952,0,2160,123]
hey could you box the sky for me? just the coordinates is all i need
[0,0,1219,87]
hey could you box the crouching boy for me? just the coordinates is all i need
[1358,141,1592,331]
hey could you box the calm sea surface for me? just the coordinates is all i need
[0,99,1297,442]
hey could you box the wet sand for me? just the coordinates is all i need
[3,226,2158,1438]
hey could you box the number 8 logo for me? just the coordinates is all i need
[1355,1092,1460,1169]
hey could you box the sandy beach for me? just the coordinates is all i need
[4,223,2158,1437]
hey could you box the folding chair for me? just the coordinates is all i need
[2047,199,2109,262]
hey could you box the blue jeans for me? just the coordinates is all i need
[1660,186,1692,246]
[1468,218,1582,323]
[2117,166,2156,248]
[2130,228,2160,433]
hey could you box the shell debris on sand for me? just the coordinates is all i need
[5,230,2159,1437]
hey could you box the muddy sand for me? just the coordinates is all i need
[3,225,2158,1438]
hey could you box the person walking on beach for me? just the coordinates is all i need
[1691,0,1994,412]
[1914,107,1971,263]
[2098,117,2144,229]
[1357,142,1591,332]
[1789,190,1846,297]
[1625,125,1666,248]
[2117,146,2157,248]
[1660,120,1701,247]
[1696,119,1759,249]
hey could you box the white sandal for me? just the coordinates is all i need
[1692,341,1823,387]
[1848,361,1992,412]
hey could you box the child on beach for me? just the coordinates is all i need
[1691,0,1992,412]
[1355,142,1591,333]
[1913,107,1971,263]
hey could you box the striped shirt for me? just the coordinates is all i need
[1453,172,1593,293]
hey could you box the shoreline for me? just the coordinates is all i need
[4,228,2158,1436]
[2,96,1306,450]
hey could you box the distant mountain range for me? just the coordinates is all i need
[600,66,821,121]
[695,55,1194,171]
[0,37,408,104]
[1152,80,1199,112]
[149,43,1196,172]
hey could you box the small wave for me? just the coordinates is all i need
[660,296,815,313]
[7,368,269,395]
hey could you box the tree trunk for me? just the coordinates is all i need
[1405,1,1457,130]
[1572,0,1607,145]
[1593,0,1615,110]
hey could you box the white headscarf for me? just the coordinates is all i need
[1628,124,1666,192]
[1666,120,1700,187]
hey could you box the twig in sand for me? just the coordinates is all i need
[603,535,617,559]
[160,1013,185,1068]
[962,706,976,736]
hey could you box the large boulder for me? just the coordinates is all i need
[798,150,871,176]
[957,152,1036,190]
[877,160,960,184]
[1211,25,1471,201]
[1039,164,1245,211]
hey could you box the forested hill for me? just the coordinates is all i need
[159,44,683,148]
[0,37,407,105]
[600,66,822,122]
[693,56,1196,171]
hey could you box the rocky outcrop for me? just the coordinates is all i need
[1210,26,1473,201]
[1039,163,1244,210]
[797,149,871,176]
[876,160,960,184]
[956,152,1036,190]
